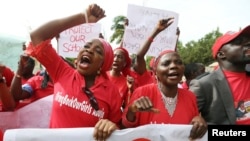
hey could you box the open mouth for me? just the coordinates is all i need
[81,56,91,64]
[168,72,179,79]
[79,56,92,69]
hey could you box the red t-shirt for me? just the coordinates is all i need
[122,83,199,127]
[16,75,54,109]
[224,70,250,124]
[2,66,14,87]
[129,70,154,87]
[26,40,122,128]
[107,71,128,102]
[24,75,54,100]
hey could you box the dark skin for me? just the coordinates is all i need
[110,49,127,77]
[75,39,105,87]
[133,17,174,75]
[217,35,250,72]
[126,52,207,140]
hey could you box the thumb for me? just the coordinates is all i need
[150,108,160,113]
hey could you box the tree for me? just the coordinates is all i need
[177,28,222,65]
[110,15,127,45]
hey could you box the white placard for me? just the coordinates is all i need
[123,4,179,57]
[58,23,101,58]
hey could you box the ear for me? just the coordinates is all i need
[217,51,225,59]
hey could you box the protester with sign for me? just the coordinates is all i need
[129,18,175,86]
[189,25,250,124]
[108,18,175,109]
[122,18,207,139]
[122,50,207,140]
[26,3,122,141]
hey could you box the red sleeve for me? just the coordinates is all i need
[2,67,14,87]
[25,40,74,82]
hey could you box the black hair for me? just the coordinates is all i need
[184,63,199,80]
[40,70,50,89]
[27,57,35,69]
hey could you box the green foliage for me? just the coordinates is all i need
[110,15,127,45]
[177,28,222,66]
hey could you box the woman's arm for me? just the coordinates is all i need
[30,4,106,46]
[133,18,174,74]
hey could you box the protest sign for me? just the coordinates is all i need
[58,23,101,58]
[123,4,179,57]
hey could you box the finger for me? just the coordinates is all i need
[93,120,105,140]
[100,120,117,140]
[134,101,142,110]
[162,17,174,24]
[197,123,207,138]
[189,123,199,139]
[150,108,160,113]
[166,20,174,27]
[139,97,152,109]
[93,127,99,140]
[144,97,153,107]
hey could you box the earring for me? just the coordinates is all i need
[97,69,101,75]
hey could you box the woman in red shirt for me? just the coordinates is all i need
[108,18,175,108]
[26,4,122,141]
[122,50,207,140]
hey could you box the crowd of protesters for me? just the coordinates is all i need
[0,3,250,141]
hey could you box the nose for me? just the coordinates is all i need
[84,48,94,54]
[114,55,119,61]
[169,62,177,69]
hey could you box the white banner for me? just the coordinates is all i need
[123,4,179,57]
[4,124,207,141]
[1,95,208,141]
[0,95,53,132]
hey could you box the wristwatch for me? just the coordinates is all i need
[0,77,6,83]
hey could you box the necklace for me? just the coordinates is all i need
[159,90,178,117]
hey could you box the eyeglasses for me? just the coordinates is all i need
[82,87,99,111]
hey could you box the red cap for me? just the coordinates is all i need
[212,25,250,59]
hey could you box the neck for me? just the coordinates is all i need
[84,75,97,88]
[219,61,246,72]
[158,83,178,98]
[110,69,122,77]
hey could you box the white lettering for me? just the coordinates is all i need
[212,129,247,136]
[54,92,104,118]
